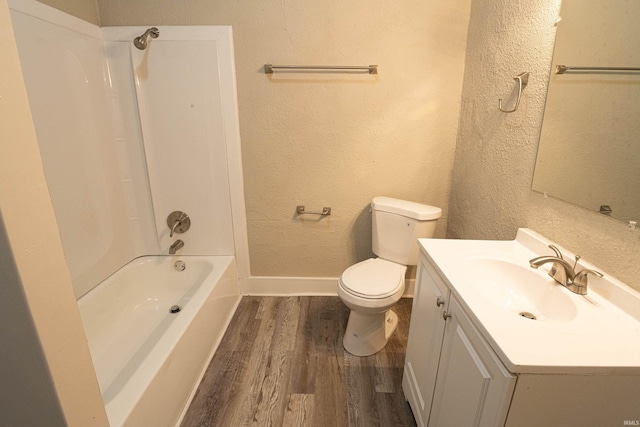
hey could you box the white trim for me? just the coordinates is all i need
[404,278,416,297]
[101,25,230,42]
[8,0,101,39]
[218,29,251,281]
[242,276,416,297]
[242,276,339,296]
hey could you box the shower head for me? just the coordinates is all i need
[133,27,160,50]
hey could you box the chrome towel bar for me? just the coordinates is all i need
[555,65,640,74]
[264,64,377,74]
[296,205,331,216]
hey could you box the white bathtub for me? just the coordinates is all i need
[77,255,241,427]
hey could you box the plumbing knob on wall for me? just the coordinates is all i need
[167,211,191,237]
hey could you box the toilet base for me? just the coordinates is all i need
[342,309,399,357]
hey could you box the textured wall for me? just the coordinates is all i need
[36,0,98,24]
[449,0,640,291]
[97,0,472,277]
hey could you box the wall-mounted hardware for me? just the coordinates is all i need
[133,27,159,50]
[555,65,640,74]
[167,211,191,237]
[599,205,613,216]
[264,64,377,74]
[296,205,332,216]
[169,239,184,255]
[499,72,530,113]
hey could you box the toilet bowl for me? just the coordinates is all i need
[338,196,441,357]
[339,258,406,356]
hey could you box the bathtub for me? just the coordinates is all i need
[77,255,241,427]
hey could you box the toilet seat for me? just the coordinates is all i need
[339,258,406,299]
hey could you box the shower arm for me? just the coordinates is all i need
[141,27,159,40]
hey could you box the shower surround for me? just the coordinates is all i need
[9,0,249,425]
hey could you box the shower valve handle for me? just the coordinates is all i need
[167,211,191,237]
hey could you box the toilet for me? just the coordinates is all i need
[338,196,442,356]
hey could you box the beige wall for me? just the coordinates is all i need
[36,0,99,24]
[0,0,108,424]
[97,0,471,278]
[42,0,640,290]
[448,0,640,291]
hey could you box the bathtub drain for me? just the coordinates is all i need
[170,305,182,314]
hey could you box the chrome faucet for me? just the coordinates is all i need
[169,239,184,255]
[529,245,603,295]
[529,255,577,289]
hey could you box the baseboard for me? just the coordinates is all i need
[241,276,415,297]
[405,279,415,297]
[241,276,337,296]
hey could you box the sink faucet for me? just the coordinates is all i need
[529,245,603,295]
[169,239,184,255]
[529,255,578,289]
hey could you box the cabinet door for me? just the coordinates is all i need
[403,256,450,427]
[428,297,515,427]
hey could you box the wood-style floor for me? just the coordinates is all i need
[181,296,417,427]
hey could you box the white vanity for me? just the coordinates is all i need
[403,229,640,427]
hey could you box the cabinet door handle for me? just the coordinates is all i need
[436,296,445,307]
[442,311,452,321]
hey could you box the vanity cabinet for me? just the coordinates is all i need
[427,296,515,426]
[403,254,515,427]
[402,258,449,426]
[404,232,640,426]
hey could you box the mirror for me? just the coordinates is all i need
[532,0,640,223]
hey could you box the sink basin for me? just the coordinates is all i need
[462,259,577,323]
[418,228,640,374]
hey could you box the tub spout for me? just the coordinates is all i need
[169,240,184,255]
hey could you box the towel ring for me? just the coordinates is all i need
[499,72,530,113]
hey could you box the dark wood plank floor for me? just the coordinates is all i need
[181,296,417,427]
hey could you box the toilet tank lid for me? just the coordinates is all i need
[372,196,442,220]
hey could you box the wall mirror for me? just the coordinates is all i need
[531,0,640,223]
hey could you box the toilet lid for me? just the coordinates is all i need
[340,258,406,299]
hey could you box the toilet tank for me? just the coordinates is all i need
[371,196,442,266]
